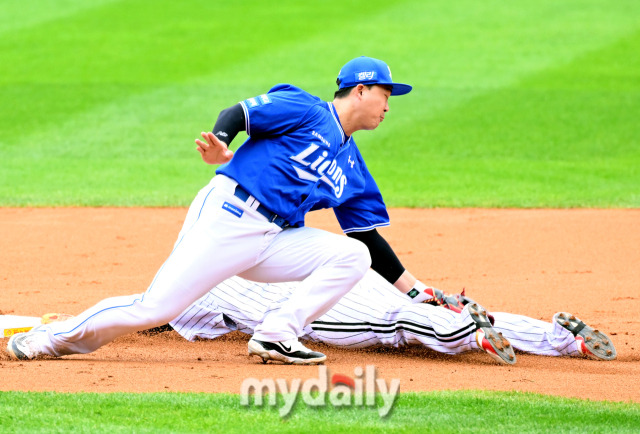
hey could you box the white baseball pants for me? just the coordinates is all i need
[34,175,370,356]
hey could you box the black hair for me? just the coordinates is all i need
[333,82,374,99]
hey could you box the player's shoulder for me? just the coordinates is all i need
[260,84,332,124]
[267,84,324,104]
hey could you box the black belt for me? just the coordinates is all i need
[233,185,289,229]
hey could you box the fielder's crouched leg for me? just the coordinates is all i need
[249,232,371,364]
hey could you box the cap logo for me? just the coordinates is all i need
[355,71,376,82]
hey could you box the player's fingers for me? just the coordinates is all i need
[200,131,216,146]
[204,132,226,148]
[195,138,209,149]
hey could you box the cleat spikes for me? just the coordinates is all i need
[469,303,516,365]
[554,312,617,361]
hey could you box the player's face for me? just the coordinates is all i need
[358,85,391,130]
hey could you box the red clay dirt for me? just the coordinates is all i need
[0,208,638,402]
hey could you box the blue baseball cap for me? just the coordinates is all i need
[336,56,412,96]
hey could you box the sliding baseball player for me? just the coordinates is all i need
[165,269,616,363]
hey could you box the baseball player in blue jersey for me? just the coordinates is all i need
[7,56,511,365]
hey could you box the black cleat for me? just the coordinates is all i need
[248,338,326,365]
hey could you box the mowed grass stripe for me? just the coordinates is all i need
[0,0,119,35]
[0,1,638,206]
[371,28,640,207]
[0,0,395,142]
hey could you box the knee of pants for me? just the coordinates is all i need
[341,237,372,279]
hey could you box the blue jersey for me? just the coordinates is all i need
[216,84,389,232]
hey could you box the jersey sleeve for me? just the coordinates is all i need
[239,84,319,137]
[333,171,390,233]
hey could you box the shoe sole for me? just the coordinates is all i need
[554,312,616,361]
[247,339,326,365]
[6,333,29,360]
[468,303,516,365]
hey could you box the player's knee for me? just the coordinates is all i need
[343,237,372,277]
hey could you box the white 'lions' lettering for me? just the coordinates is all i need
[290,144,349,198]
[290,144,319,166]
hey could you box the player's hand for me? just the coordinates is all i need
[195,132,234,165]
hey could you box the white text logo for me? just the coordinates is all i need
[290,144,348,198]
[240,365,400,417]
[356,71,376,81]
[311,130,331,147]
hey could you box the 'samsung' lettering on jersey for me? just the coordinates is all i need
[290,144,348,198]
[311,131,331,147]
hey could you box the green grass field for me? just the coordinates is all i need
[1,0,638,207]
[1,0,639,431]
[1,390,639,433]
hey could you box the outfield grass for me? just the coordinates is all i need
[1,390,639,433]
[1,0,638,207]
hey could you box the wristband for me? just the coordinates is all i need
[407,280,442,304]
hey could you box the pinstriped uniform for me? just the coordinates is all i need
[171,271,580,357]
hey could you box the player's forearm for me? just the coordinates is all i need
[393,269,417,293]
[212,103,246,145]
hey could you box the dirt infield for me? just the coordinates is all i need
[1,208,638,402]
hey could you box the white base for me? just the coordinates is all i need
[1,315,41,338]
